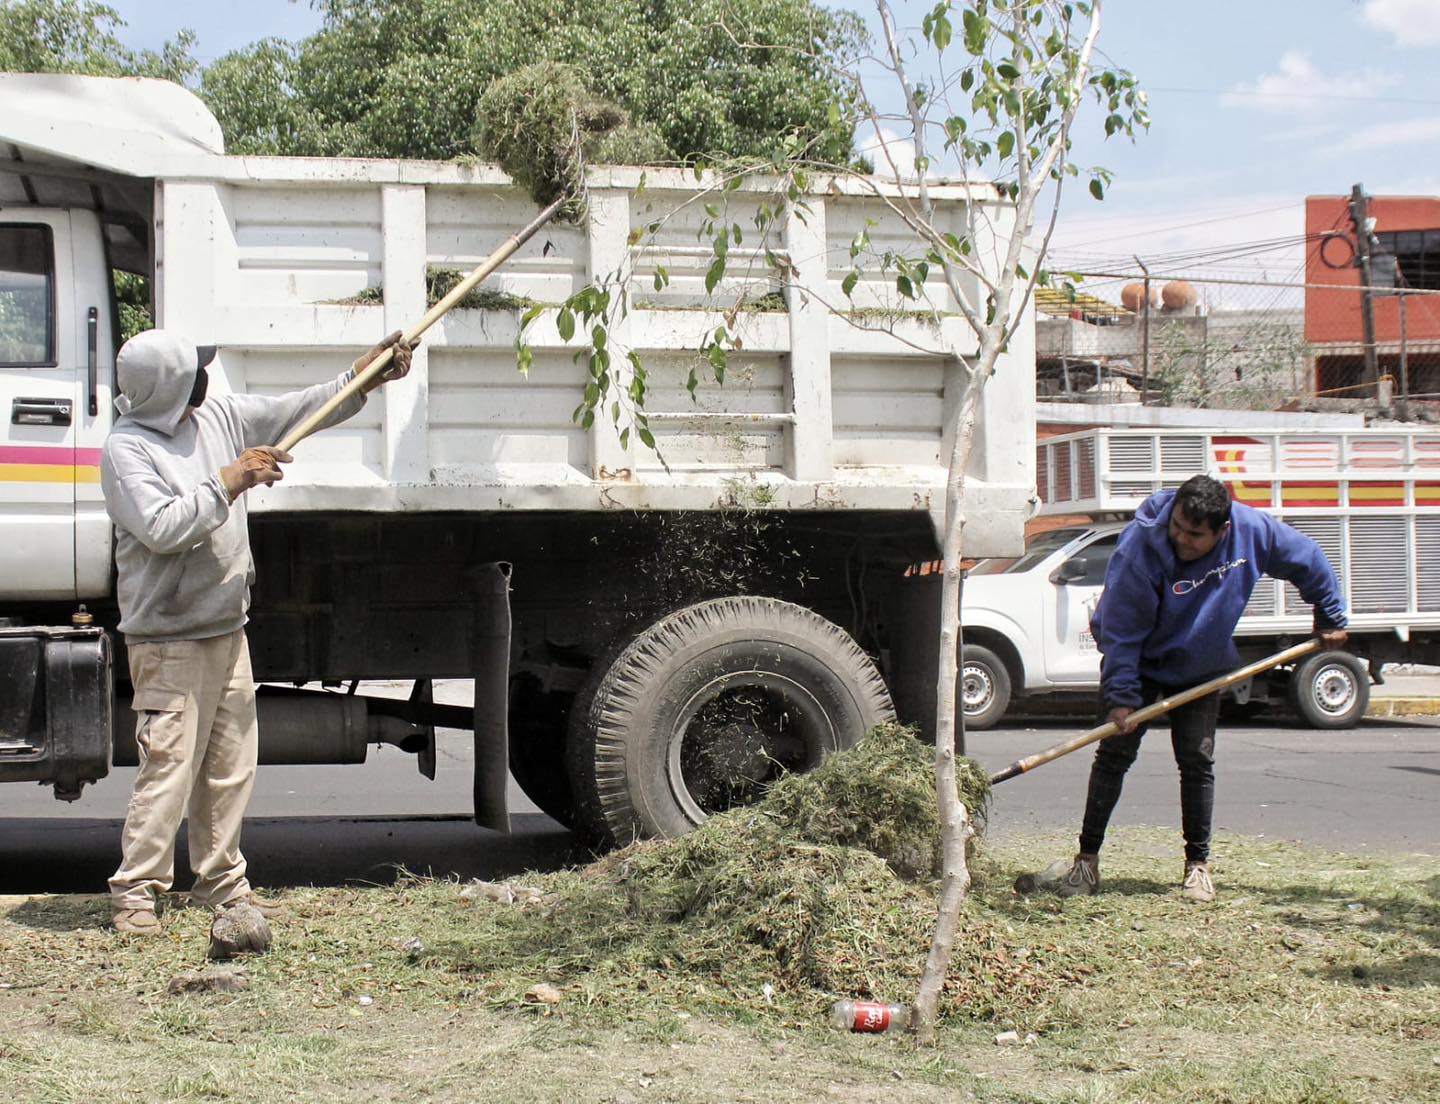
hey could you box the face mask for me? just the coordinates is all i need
[188,364,209,408]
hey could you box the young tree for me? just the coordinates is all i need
[862,0,1142,1042]
[528,0,1143,1042]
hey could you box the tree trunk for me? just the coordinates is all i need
[910,356,993,1043]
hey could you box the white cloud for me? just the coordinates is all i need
[1362,0,1440,47]
[1333,116,1440,154]
[1222,51,1395,114]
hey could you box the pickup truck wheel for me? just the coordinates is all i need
[565,596,895,847]
[960,644,1011,730]
[1288,651,1369,729]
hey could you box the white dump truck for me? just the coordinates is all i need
[955,425,1440,729]
[0,74,1034,841]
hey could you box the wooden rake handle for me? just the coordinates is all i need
[988,638,1322,785]
[275,193,570,455]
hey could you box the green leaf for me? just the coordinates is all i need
[708,344,727,383]
[620,427,630,449]
[962,8,986,54]
[705,257,726,295]
[639,426,656,450]
[997,130,1014,159]
[592,326,606,350]
[1089,178,1105,201]
[520,304,544,327]
[896,274,915,300]
[841,270,859,298]
[516,342,532,376]
[557,308,575,342]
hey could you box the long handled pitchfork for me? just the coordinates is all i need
[989,638,1323,785]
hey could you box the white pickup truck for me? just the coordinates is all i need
[0,74,1035,842]
[957,426,1440,729]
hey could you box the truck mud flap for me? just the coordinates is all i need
[0,626,113,800]
[471,562,513,833]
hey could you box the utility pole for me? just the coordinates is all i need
[1134,254,1151,403]
[1348,183,1379,387]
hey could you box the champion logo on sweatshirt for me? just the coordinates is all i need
[1171,557,1249,596]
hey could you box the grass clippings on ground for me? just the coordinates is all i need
[1,727,1435,1103]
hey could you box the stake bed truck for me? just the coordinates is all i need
[0,74,1034,841]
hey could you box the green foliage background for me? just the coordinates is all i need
[198,0,864,164]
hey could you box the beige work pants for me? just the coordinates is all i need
[109,629,258,912]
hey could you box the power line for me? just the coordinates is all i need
[1053,202,1304,250]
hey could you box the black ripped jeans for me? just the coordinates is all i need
[1078,676,1221,863]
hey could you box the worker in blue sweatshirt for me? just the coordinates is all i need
[1055,474,1348,902]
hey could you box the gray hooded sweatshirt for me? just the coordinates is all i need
[101,329,365,643]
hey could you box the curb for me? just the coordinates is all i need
[1365,697,1440,719]
[1006,696,1440,722]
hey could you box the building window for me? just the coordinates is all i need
[1373,229,1440,292]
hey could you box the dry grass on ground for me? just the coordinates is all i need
[1,727,1435,1103]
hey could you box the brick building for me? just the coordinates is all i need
[1305,194,1440,399]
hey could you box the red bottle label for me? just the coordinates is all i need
[851,1001,891,1033]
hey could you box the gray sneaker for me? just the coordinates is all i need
[1057,853,1100,897]
[1182,860,1215,903]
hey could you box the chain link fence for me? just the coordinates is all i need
[1035,272,1440,416]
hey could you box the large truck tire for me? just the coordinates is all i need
[565,596,895,848]
[960,644,1012,730]
[1288,650,1369,729]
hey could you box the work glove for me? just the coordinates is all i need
[219,445,292,502]
[354,330,419,394]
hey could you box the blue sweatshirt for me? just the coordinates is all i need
[1091,489,1347,708]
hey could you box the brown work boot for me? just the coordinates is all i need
[1056,852,1100,897]
[218,892,285,919]
[1181,860,1215,903]
[111,907,161,936]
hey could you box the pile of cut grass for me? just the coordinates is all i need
[435,724,1054,1019]
[473,61,626,223]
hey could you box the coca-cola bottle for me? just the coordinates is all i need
[829,999,910,1033]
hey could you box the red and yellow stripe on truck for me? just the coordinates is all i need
[0,446,102,484]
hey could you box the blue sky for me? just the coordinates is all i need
[106,0,1440,289]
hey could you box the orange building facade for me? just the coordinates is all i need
[1305,195,1440,396]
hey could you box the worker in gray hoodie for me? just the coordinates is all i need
[102,328,415,936]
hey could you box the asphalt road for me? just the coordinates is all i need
[1,713,1435,896]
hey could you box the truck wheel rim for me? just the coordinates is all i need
[962,663,994,714]
[668,671,834,824]
[1312,666,1356,715]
